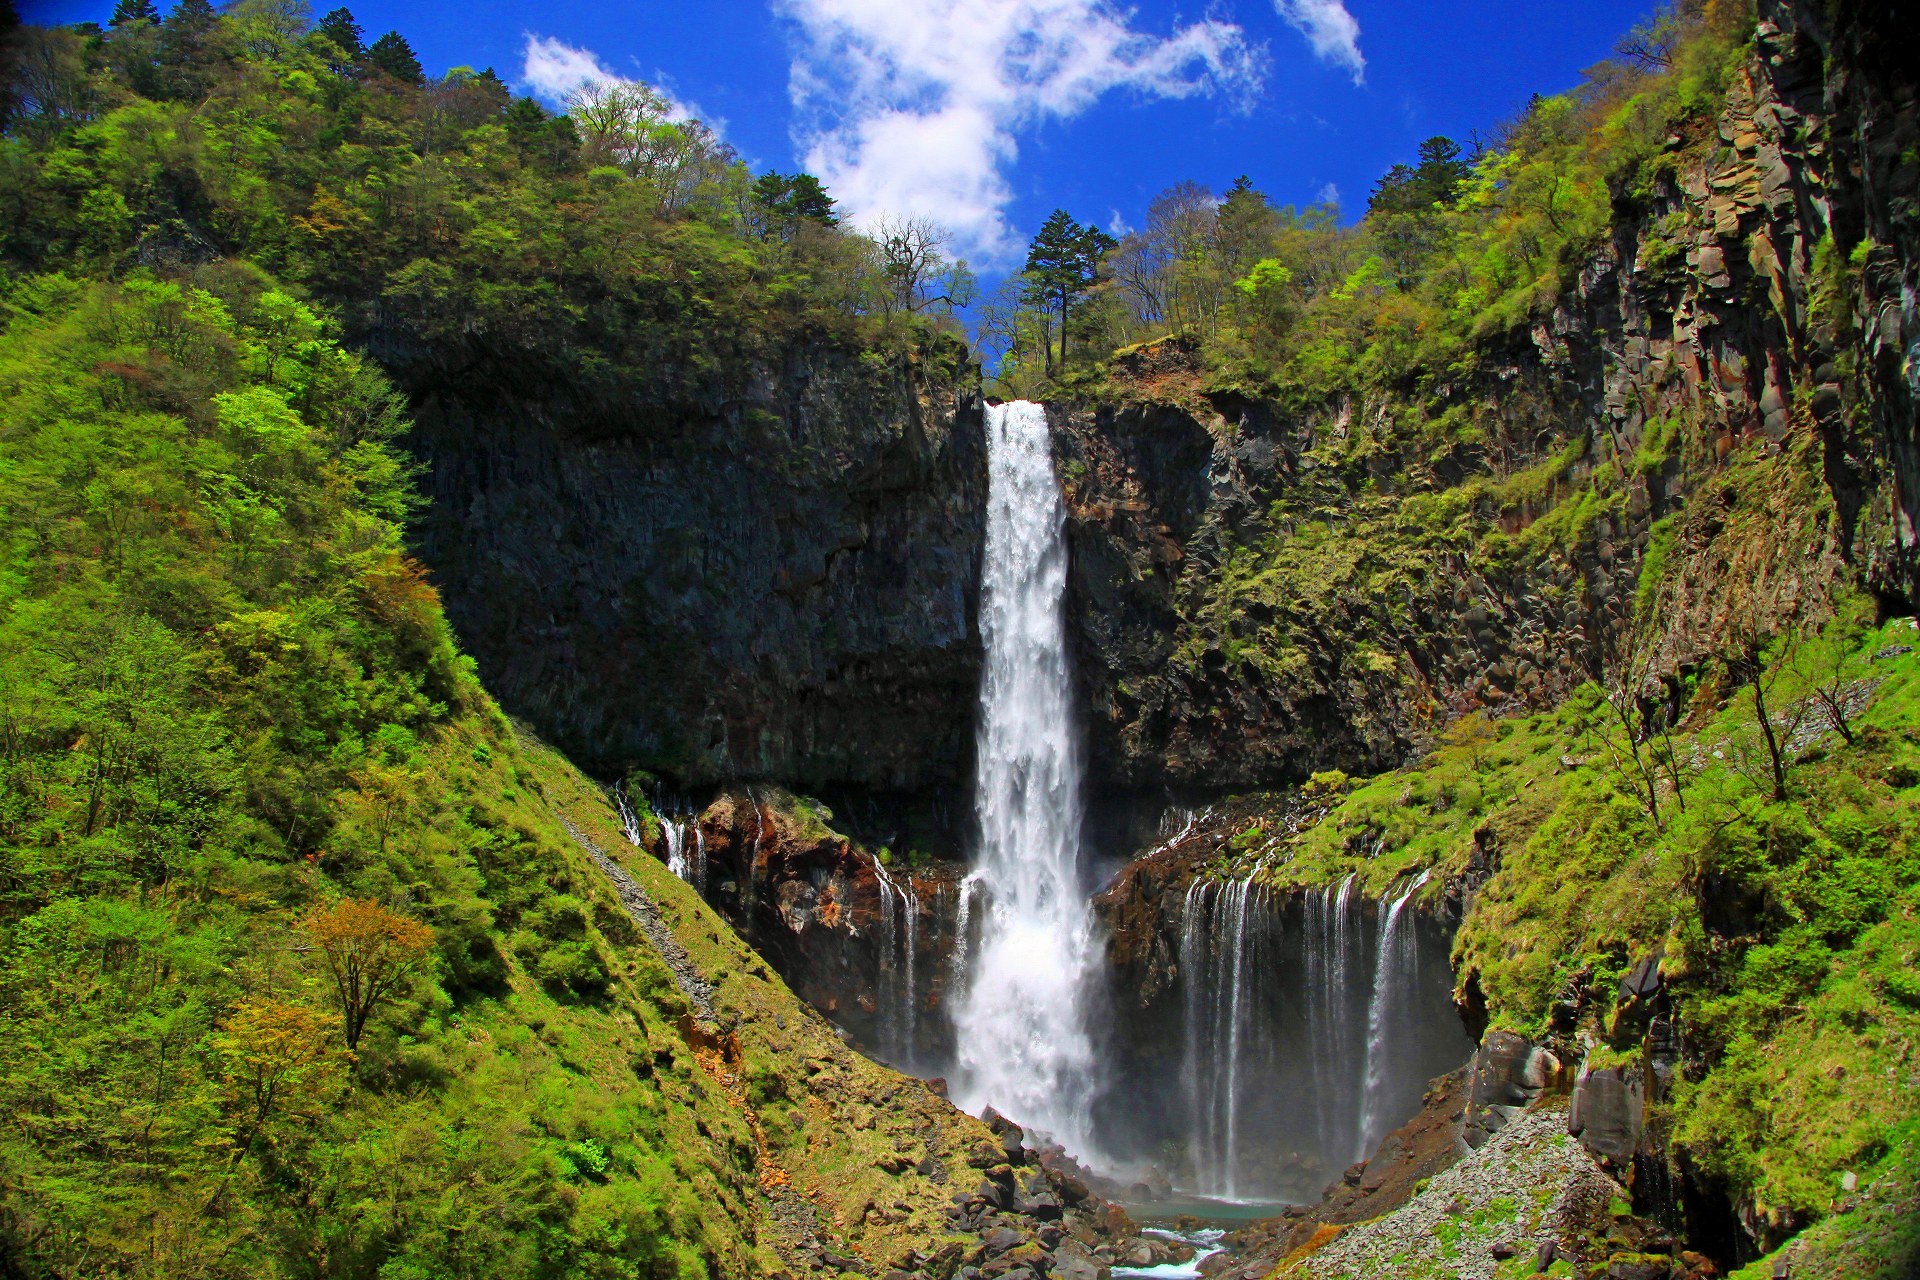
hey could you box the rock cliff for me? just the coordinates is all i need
[405,337,988,792]
[1050,0,1918,798]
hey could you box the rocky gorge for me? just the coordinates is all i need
[375,1,1920,1273]
[10,0,1917,1274]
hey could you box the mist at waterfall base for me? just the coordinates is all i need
[949,400,1102,1160]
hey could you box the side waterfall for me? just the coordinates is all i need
[950,401,1099,1156]
[1175,870,1465,1200]
[872,858,921,1067]
[1358,870,1430,1153]
[1180,877,1276,1200]
[1304,874,1365,1169]
[619,785,705,891]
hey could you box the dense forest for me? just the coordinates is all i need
[1,0,1916,1278]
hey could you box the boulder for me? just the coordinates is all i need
[1619,950,1664,1000]
[1465,1031,1555,1147]
[1570,1067,1644,1166]
[982,1227,1023,1256]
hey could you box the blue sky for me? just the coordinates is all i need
[27,0,1653,266]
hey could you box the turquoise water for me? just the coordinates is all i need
[1120,1194,1290,1227]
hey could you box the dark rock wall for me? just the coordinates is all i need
[1051,0,1917,797]
[640,786,965,1071]
[408,344,987,791]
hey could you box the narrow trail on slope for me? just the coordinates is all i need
[558,810,718,1020]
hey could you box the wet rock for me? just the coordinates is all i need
[1569,1067,1645,1166]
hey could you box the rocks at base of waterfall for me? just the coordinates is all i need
[981,1227,1024,1255]
[1465,1030,1563,1147]
[1048,1240,1104,1280]
[1035,1141,1170,1208]
[979,1107,1028,1162]
[1013,1175,1064,1220]
[1569,1066,1646,1167]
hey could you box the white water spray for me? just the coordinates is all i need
[1358,869,1431,1154]
[951,401,1099,1156]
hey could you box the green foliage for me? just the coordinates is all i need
[0,4,956,394]
[1244,616,1920,1247]
[992,1,1755,402]
[1021,207,1118,371]
[0,275,783,1277]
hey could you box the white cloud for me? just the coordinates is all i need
[777,0,1268,263]
[1273,0,1364,85]
[520,34,620,102]
[1108,208,1133,238]
[1316,181,1340,205]
[518,34,717,131]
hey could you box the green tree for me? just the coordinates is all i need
[503,94,579,172]
[110,0,159,26]
[1367,135,1472,286]
[366,29,423,85]
[751,171,838,238]
[157,0,225,100]
[1215,174,1280,279]
[1021,209,1116,373]
[312,5,362,71]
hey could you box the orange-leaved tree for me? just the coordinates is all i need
[212,996,343,1131]
[301,898,434,1050]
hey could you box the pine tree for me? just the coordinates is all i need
[314,7,363,61]
[1215,175,1279,278]
[366,30,424,86]
[751,171,838,237]
[158,0,224,101]
[110,0,160,26]
[1021,210,1116,373]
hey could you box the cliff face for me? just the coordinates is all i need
[406,339,988,792]
[1051,0,1919,798]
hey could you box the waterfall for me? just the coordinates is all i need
[1179,875,1273,1200]
[1303,873,1365,1170]
[1165,866,1465,1201]
[618,786,706,891]
[660,815,689,881]
[950,401,1098,1157]
[1358,870,1431,1154]
[872,858,920,1066]
[951,870,984,983]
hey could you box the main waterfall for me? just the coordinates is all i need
[951,401,1099,1157]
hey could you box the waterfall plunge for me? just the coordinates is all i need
[951,401,1099,1157]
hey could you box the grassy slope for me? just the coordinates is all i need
[0,270,983,1279]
